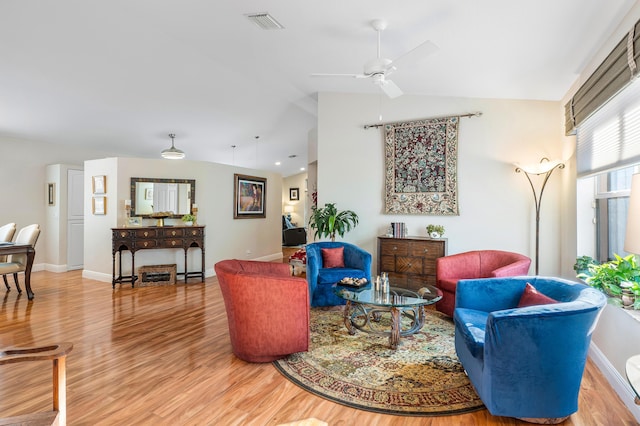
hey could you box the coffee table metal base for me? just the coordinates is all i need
[342,300,426,349]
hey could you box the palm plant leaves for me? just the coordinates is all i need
[309,203,359,241]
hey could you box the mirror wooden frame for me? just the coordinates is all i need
[130,177,196,219]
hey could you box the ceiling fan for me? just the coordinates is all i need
[311,19,438,99]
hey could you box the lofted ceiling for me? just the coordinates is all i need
[0,0,636,176]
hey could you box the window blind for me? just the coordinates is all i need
[577,76,640,177]
[565,19,640,135]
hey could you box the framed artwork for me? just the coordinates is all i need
[234,174,266,219]
[289,187,299,201]
[128,216,142,226]
[47,183,55,206]
[92,196,106,215]
[93,175,106,195]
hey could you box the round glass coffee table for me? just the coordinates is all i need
[334,284,443,349]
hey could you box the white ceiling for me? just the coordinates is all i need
[0,0,636,176]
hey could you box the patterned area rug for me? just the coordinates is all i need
[273,308,484,416]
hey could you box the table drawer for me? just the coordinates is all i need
[380,255,396,272]
[409,241,444,257]
[185,227,204,237]
[162,228,186,237]
[163,239,184,248]
[135,239,160,249]
[114,229,135,239]
[380,240,408,256]
[136,229,160,238]
[396,256,423,274]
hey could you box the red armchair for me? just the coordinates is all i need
[214,259,310,362]
[435,250,531,317]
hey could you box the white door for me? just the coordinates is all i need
[67,169,84,270]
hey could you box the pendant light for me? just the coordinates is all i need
[161,133,185,160]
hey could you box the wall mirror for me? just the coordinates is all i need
[130,177,196,218]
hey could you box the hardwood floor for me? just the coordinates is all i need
[0,270,637,425]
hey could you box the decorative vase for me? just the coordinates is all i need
[184,221,193,226]
[430,231,440,238]
[622,289,635,309]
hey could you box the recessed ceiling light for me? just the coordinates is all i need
[300,167,305,171]
[275,161,281,166]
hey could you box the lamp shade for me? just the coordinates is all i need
[284,205,294,213]
[514,159,564,175]
[625,173,640,254]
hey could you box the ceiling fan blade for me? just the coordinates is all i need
[389,40,439,68]
[311,73,369,79]
[381,79,403,99]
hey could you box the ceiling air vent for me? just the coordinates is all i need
[245,13,284,30]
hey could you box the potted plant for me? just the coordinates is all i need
[181,214,196,226]
[426,224,445,238]
[573,255,597,276]
[308,202,359,242]
[578,253,640,309]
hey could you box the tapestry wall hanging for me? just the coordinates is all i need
[385,116,459,215]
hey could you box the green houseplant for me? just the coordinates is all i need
[181,214,196,225]
[578,253,640,309]
[308,202,359,242]
[426,224,445,238]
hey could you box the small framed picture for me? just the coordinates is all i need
[93,196,106,215]
[289,187,299,201]
[93,175,106,194]
[47,183,55,206]
[234,174,266,219]
[128,216,142,226]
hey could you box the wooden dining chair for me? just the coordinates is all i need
[0,342,73,426]
[0,224,40,292]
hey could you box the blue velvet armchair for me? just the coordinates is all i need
[306,242,372,307]
[454,276,606,422]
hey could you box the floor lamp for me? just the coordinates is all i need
[624,173,640,255]
[515,158,565,275]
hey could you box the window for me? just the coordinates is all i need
[576,74,640,262]
[593,166,636,261]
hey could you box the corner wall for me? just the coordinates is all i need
[83,157,283,282]
[317,93,565,276]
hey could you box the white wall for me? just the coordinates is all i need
[82,157,283,282]
[317,92,565,276]
[0,136,110,270]
[282,172,308,226]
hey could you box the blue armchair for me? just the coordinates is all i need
[454,276,606,422]
[306,242,372,307]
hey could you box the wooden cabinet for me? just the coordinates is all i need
[377,236,447,291]
[112,226,205,288]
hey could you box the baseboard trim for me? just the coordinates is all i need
[44,263,68,273]
[589,342,640,423]
[255,252,285,262]
[82,270,112,283]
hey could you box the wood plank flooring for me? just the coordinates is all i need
[0,270,637,425]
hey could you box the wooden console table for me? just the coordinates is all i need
[111,226,205,288]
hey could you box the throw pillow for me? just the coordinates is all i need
[518,282,558,307]
[321,247,345,268]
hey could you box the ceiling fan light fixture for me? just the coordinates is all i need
[161,133,185,160]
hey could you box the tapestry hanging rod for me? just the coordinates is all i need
[363,111,483,129]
